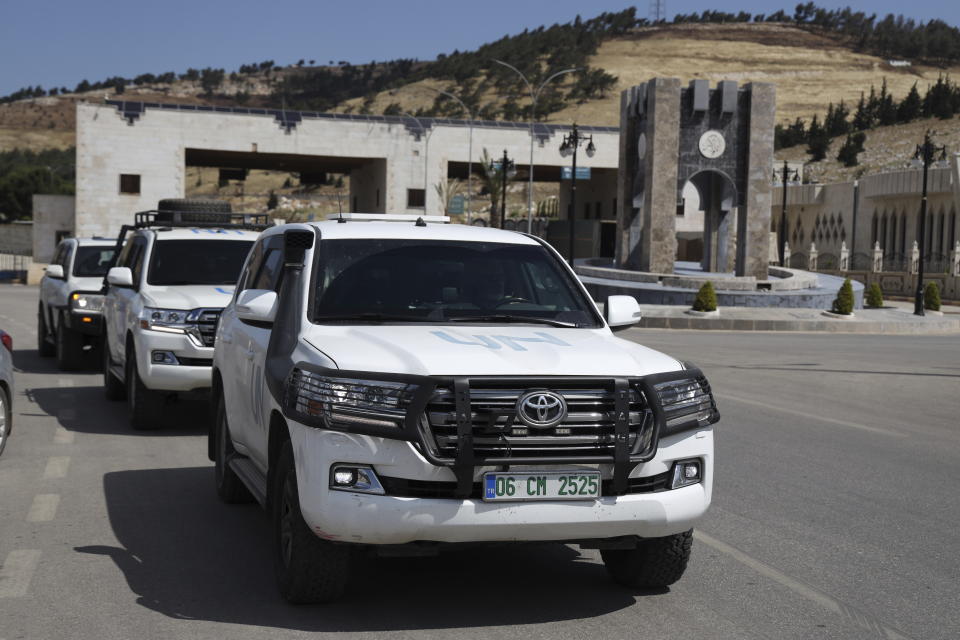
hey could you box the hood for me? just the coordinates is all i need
[142,285,236,311]
[302,325,681,377]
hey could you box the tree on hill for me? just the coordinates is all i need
[806,114,830,161]
[897,83,923,122]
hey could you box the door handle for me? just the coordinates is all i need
[245,348,255,361]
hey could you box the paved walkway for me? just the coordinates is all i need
[632,300,960,333]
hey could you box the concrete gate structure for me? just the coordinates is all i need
[616,78,776,279]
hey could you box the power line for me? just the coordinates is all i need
[649,0,666,22]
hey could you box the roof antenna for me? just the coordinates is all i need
[336,190,346,223]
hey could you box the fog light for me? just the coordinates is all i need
[669,459,702,489]
[151,350,179,365]
[330,465,385,495]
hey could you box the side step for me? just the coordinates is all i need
[229,456,268,507]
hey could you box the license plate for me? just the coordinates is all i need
[482,471,601,502]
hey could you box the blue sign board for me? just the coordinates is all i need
[561,166,591,180]
[448,194,465,214]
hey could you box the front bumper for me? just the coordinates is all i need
[289,424,714,545]
[64,311,103,336]
[134,329,214,392]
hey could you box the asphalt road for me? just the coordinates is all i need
[1,283,958,640]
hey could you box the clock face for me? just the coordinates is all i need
[699,130,726,159]
[637,133,647,160]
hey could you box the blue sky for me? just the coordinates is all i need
[1,1,958,97]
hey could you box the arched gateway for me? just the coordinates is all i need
[616,78,776,279]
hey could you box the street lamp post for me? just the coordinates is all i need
[559,123,596,265]
[427,88,474,222]
[911,131,949,316]
[491,60,580,234]
[774,160,799,267]
[489,149,516,229]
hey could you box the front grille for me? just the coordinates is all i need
[378,471,670,499]
[193,309,222,347]
[424,382,652,461]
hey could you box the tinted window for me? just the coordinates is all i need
[251,248,284,291]
[72,247,116,277]
[147,240,254,286]
[311,239,599,327]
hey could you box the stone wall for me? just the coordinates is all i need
[31,195,75,262]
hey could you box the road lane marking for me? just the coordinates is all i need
[57,379,74,388]
[42,456,70,480]
[714,392,905,437]
[0,550,41,598]
[695,531,911,640]
[53,427,74,444]
[26,494,60,522]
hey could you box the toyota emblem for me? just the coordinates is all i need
[516,391,568,429]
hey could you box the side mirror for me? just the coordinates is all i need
[606,295,642,332]
[236,289,278,325]
[45,264,64,279]
[107,266,134,288]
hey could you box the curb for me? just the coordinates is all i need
[634,315,960,334]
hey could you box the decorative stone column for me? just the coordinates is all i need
[808,242,818,271]
[873,241,884,273]
[950,240,960,277]
[910,240,920,274]
[783,241,791,268]
[839,241,849,272]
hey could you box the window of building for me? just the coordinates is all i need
[407,189,425,208]
[119,174,141,194]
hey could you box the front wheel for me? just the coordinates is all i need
[0,385,10,457]
[214,394,253,504]
[601,529,693,589]
[126,347,163,430]
[37,305,54,357]
[272,441,351,603]
[56,312,84,371]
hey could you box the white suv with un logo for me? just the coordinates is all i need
[212,214,720,603]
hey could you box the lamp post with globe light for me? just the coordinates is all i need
[909,131,949,316]
[559,124,596,265]
[773,160,800,267]
[489,149,516,230]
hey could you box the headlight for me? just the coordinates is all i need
[70,292,105,314]
[140,307,193,336]
[286,368,418,431]
[655,376,719,435]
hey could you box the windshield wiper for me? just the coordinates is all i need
[446,314,581,328]
[312,313,428,324]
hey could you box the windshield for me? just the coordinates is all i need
[147,240,254,286]
[72,246,116,277]
[311,239,600,327]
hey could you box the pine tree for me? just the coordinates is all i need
[806,115,830,161]
[865,283,884,308]
[692,282,718,312]
[924,282,941,311]
[897,83,922,122]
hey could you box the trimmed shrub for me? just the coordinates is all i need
[924,281,941,311]
[832,278,854,315]
[692,282,718,312]
[865,282,883,308]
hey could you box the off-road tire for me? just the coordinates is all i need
[55,312,84,371]
[126,347,163,430]
[0,385,11,458]
[37,305,54,357]
[273,441,351,603]
[103,343,126,401]
[157,198,231,213]
[601,529,694,589]
[214,393,253,504]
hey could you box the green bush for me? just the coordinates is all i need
[924,281,941,311]
[692,282,718,312]
[865,282,883,308]
[832,278,854,315]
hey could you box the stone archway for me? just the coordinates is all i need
[681,169,738,272]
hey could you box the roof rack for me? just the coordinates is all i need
[134,210,272,231]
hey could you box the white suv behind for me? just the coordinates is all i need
[37,237,116,369]
[102,206,267,429]
[212,215,720,603]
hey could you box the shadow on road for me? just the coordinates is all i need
[12,347,101,375]
[27,385,210,436]
[76,467,642,631]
